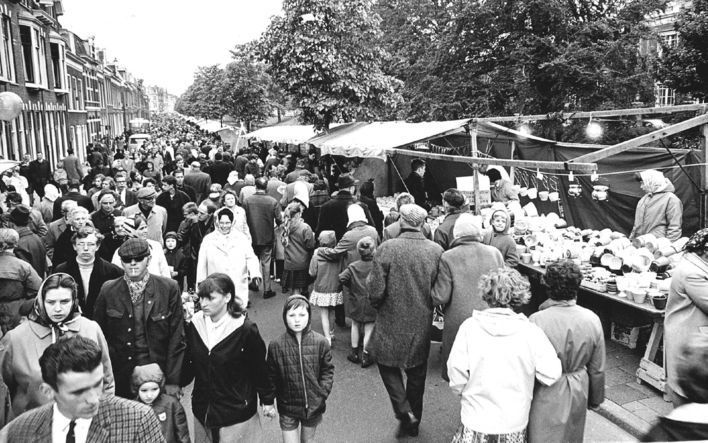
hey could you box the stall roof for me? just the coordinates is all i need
[245,125,324,145]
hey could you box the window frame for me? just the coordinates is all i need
[0,13,16,83]
[49,38,69,93]
[19,21,49,89]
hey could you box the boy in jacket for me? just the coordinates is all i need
[265,295,335,443]
[132,364,190,443]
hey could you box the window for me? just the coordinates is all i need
[655,84,675,107]
[19,24,48,88]
[0,15,15,82]
[50,41,67,91]
[657,31,679,58]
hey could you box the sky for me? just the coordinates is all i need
[60,0,283,96]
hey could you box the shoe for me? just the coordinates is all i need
[263,290,276,299]
[246,301,252,309]
[404,412,420,437]
[361,350,374,368]
[346,347,360,364]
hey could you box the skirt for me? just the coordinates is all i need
[310,290,343,307]
[451,425,527,443]
[282,269,309,292]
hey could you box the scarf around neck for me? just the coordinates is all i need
[125,272,150,304]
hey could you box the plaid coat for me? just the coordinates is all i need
[0,396,165,443]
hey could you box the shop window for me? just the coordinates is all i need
[0,15,15,82]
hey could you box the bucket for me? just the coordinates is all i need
[652,294,668,310]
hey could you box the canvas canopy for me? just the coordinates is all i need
[245,125,323,145]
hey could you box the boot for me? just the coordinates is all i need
[361,350,374,368]
[347,346,360,364]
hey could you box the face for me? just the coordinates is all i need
[418,165,426,176]
[93,177,102,187]
[51,365,103,420]
[136,223,149,240]
[139,196,155,210]
[121,255,150,280]
[138,381,160,405]
[73,233,99,262]
[44,287,74,323]
[174,172,184,185]
[223,194,236,207]
[37,152,44,161]
[99,196,116,213]
[199,290,230,319]
[114,221,128,236]
[161,182,173,193]
[115,177,127,190]
[165,238,177,250]
[197,206,210,222]
[286,306,309,333]
[101,180,111,189]
[217,214,232,234]
[71,212,89,229]
[492,213,507,232]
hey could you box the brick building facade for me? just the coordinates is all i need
[0,0,150,166]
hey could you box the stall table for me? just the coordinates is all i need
[518,263,668,400]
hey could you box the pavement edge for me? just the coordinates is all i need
[596,400,652,439]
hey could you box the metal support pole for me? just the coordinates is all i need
[470,124,481,215]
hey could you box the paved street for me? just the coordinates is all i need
[181,289,635,442]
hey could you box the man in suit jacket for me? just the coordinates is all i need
[93,238,185,398]
[0,336,165,443]
[183,160,211,203]
[54,227,123,319]
[114,172,137,210]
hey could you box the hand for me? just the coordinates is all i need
[165,384,182,399]
[262,404,276,419]
[250,277,262,288]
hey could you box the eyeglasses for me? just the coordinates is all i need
[120,256,148,264]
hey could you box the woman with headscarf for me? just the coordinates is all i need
[0,273,114,416]
[665,228,708,407]
[196,207,262,308]
[432,213,505,381]
[630,169,683,241]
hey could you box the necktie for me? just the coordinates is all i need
[66,420,76,443]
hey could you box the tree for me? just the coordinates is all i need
[258,0,403,130]
[656,0,708,101]
[378,0,666,126]
[175,65,226,121]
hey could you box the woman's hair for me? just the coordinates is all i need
[220,189,238,206]
[281,202,304,247]
[285,201,303,218]
[359,179,375,198]
[318,230,336,248]
[0,228,19,251]
[182,202,198,215]
[486,169,502,182]
[676,333,708,403]
[479,267,531,309]
[41,273,78,301]
[101,176,116,190]
[216,208,234,223]
[93,174,105,185]
[395,193,415,210]
[543,260,582,300]
[197,273,244,318]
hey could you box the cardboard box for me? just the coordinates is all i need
[611,322,652,349]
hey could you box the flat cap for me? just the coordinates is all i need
[118,238,151,261]
[399,204,427,227]
[136,187,156,199]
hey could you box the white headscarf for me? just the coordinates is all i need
[639,170,670,195]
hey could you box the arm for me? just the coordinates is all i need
[447,321,471,396]
[165,284,186,387]
[684,269,708,314]
[303,224,316,250]
[319,233,356,261]
[664,195,683,242]
[309,252,319,278]
[137,407,167,443]
[174,401,191,443]
[245,242,262,280]
[264,344,279,408]
[0,334,16,397]
[367,248,389,309]
[248,325,275,406]
[587,317,606,408]
[274,202,283,225]
[32,212,48,237]
[503,240,519,268]
[339,267,352,287]
[94,325,115,396]
[319,340,335,395]
[153,247,172,279]
[431,258,453,307]
[24,266,42,298]
[533,326,562,386]
[195,239,208,285]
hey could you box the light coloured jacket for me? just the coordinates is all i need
[0,316,114,416]
[665,252,708,397]
[122,204,168,244]
[630,186,683,241]
[447,308,561,434]
[196,230,261,307]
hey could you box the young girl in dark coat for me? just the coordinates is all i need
[132,363,190,443]
[339,236,377,368]
[482,208,519,267]
[164,231,189,291]
[282,202,316,295]
[265,295,335,443]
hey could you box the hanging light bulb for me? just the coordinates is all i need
[568,171,575,182]
[591,171,599,182]
[518,123,531,137]
[536,169,544,180]
[586,118,603,139]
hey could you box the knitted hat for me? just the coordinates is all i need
[399,204,427,227]
[347,204,367,227]
[131,363,164,394]
[453,213,483,239]
[164,231,178,241]
[357,236,376,261]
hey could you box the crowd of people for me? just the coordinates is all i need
[0,113,705,442]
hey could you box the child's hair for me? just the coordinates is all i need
[357,236,376,261]
[164,231,178,246]
[131,363,165,396]
[282,295,311,329]
[281,202,304,247]
[318,230,336,248]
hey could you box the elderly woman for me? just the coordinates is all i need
[221,189,251,241]
[0,273,114,416]
[52,206,91,268]
[527,260,606,443]
[111,214,171,279]
[432,213,505,381]
[196,208,262,308]
[183,273,273,442]
[447,267,561,443]
[665,228,708,407]
[630,169,683,241]
[642,333,708,442]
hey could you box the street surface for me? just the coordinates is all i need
[181,289,635,442]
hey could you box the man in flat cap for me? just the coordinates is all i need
[122,186,167,244]
[93,238,185,399]
[367,204,444,437]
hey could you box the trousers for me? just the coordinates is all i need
[377,362,427,421]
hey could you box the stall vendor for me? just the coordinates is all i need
[629,169,682,242]
[486,169,519,203]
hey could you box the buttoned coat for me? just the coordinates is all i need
[665,252,708,398]
[243,191,282,246]
[431,238,504,379]
[122,203,168,243]
[367,230,443,368]
[0,396,165,443]
[43,218,67,261]
[54,258,124,319]
[93,275,185,398]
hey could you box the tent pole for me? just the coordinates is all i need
[702,124,708,228]
[470,124,481,215]
[510,140,516,185]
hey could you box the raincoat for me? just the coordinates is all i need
[0,276,114,416]
[630,170,682,241]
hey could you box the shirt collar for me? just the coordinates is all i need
[53,403,92,432]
